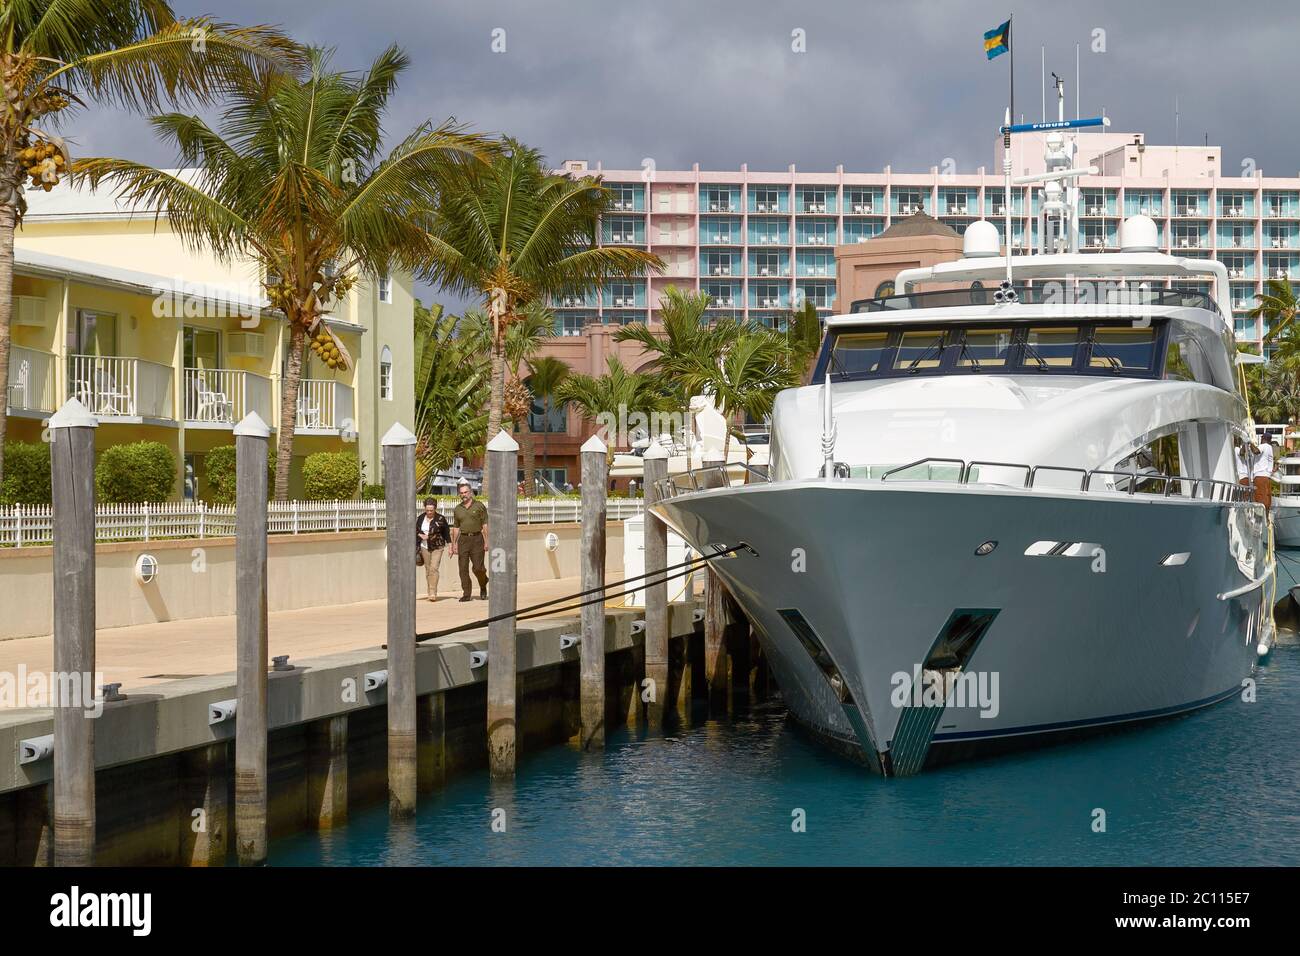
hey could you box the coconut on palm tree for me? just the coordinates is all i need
[0,0,303,483]
[75,44,492,498]
[424,139,662,473]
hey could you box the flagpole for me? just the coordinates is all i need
[1008,15,1014,128]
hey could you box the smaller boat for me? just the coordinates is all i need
[1273,454,1300,547]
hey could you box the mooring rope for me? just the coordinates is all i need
[414,541,756,643]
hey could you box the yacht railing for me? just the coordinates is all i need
[652,456,1255,504]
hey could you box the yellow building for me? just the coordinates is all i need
[7,174,414,498]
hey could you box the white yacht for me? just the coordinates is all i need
[649,116,1273,775]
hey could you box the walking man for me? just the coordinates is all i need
[451,479,489,602]
[417,497,451,601]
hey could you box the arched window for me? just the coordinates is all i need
[379,346,393,401]
[875,280,895,298]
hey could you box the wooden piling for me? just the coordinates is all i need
[382,423,418,817]
[642,443,669,727]
[49,398,97,866]
[233,411,270,865]
[704,568,729,711]
[579,435,608,749]
[486,429,519,778]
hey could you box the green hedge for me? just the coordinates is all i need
[302,451,361,500]
[361,483,385,501]
[95,441,175,503]
[201,445,276,505]
[0,442,53,505]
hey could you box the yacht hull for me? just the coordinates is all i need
[1272,496,1300,547]
[655,480,1267,775]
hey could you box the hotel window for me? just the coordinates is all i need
[603,216,643,244]
[701,216,740,244]
[842,219,882,244]
[985,187,1019,216]
[1082,222,1109,248]
[797,281,835,309]
[751,187,785,213]
[751,283,786,309]
[703,282,739,309]
[797,187,831,214]
[701,186,738,213]
[797,251,835,277]
[752,251,785,277]
[703,251,736,276]
[1220,254,1252,279]
[1267,225,1297,248]
[797,219,836,246]
[1081,189,1111,217]
[1218,190,1253,218]
[379,346,393,401]
[1124,190,1164,217]
[1264,191,1299,218]
[1172,222,1206,248]
[845,188,881,214]
[893,188,926,216]
[378,273,392,303]
[608,183,642,212]
[605,282,640,308]
[940,189,971,215]
[1172,190,1208,217]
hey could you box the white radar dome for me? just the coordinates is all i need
[963,219,1001,258]
[1121,214,1159,252]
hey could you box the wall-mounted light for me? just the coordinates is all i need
[134,553,159,585]
[544,532,559,552]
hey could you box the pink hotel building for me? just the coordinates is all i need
[528,130,1300,485]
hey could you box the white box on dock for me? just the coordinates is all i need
[622,514,691,606]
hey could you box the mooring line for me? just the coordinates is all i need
[415,541,756,643]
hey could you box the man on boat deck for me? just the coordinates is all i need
[1254,434,1275,510]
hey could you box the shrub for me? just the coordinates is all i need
[361,483,385,501]
[0,441,52,505]
[201,445,277,505]
[302,451,361,500]
[95,441,176,503]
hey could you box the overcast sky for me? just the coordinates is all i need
[67,0,1300,308]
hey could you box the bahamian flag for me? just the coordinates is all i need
[984,20,1011,60]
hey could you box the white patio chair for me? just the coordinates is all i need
[299,392,323,428]
[7,359,29,410]
[194,374,233,423]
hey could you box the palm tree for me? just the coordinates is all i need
[525,355,569,485]
[1252,278,1300,342]
[424,140,662,474]
[614,286,740,465]
[413,301,487,491]
[0,0,302,483]
[694,322,800,461]
[76,45,491,498]
[555,355,670,464]
[783,297,824,383]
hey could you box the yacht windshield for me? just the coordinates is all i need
[822,321,1165,382]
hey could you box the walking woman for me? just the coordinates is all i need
[417,497,452,601]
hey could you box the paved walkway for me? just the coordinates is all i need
[0,574,628,703]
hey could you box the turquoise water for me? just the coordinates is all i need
[274,646,1300,866]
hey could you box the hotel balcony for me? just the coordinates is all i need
[6,346,58,418]
[296,378,355,435]
[183,368,274,429]
[67,354,174,423]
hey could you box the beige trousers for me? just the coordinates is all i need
[423,546,444,598]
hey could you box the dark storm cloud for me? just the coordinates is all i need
[61,0,1300,305]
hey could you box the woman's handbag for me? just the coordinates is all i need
[416,545,425,567]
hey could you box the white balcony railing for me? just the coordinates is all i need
[297,379,354,431]
[67,354,174,419]
[6,346,58,414]
[183,367,274,427]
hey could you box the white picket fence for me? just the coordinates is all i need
[0,497,646,548]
